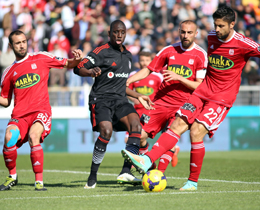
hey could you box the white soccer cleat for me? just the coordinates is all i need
[117,173,141,185]
[84,181,96,189]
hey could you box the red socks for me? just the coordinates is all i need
[189,141,205,182]
[3,145,17,175]
[158,150,174,173]
[146,129,179,163]
[30,144,44,182]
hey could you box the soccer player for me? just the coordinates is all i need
[0,30,82,191]
[117,50,163,184]
[73,20,154,189]
[122,20,207,177]
[121,6,260,191]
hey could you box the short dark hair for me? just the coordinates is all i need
[110,20,125,32]
[213,6,235,24]
[8,30,25,45]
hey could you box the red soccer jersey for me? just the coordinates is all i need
[128,70,163,109]
[148,42,207,108]
[193,31,260,107]
[1,52,67,118]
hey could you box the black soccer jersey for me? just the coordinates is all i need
[75,42,133,103]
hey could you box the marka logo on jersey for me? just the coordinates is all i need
[135,86,154,96]
[208,54,234,70]
[167,65,192,78]
[15,73,40,89]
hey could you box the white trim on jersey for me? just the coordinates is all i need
[196,69,206,79]
[1,64,14,85]
[208,30,216,36]
[195,45,208,68]
[15,53,29,63]
[156,45,174,56]
[217,30,236,43]
[180,42,196,51]
[36,51,55,58]
[234,33,259,49]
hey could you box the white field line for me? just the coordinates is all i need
[1,190,260,201]
[1,169,260,185]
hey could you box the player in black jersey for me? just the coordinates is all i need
[74,20,154,188]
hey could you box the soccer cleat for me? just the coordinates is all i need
[179,180,197,191]
[35,182,47,191]
[0,176,18,191]
[117,172,142,185]
[84,179,96,189]
[121,149,152,174]
[171,145,180,167]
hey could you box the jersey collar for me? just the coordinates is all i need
[15,53,29,63]
[217,30,236,43]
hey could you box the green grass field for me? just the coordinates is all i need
[0,151,260,210]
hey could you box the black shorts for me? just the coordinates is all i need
[89,98,137,132]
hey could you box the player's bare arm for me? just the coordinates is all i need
[126,67,152,86]
[162,70,203,90]
[78,66,101,77]
[126,87,155,110]
[0,96,11,107]
[65,49,83,69]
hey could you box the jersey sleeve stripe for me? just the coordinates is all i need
[1,65,14,85]
[36,51,55,58]
[93,43,110,54]
[234,34,259,48]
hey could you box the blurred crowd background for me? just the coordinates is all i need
[1,0,260,88]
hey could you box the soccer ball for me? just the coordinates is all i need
[142,169,167,192]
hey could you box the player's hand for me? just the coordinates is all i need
[91,67,101,77]
[162,70,181,82]
[137,95,155,110]
[72,49,83,60]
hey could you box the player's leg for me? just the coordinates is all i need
[28,121,47,191]
[0,125,21,191]
[85,121,113,189]
[180,103,229,191]
[180,121,207,191]
[117,112,142,185]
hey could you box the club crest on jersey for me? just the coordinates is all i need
[31,63,37,69]
[208,54,234,70]
[135,86,154,96]
[167,64,192,78]
[229,49,234,55]
[15,73,40,89]
[188,59,194,65]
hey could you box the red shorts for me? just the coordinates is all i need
[177,94,230,138]
[141,103,180,139]
[8,111,52,148]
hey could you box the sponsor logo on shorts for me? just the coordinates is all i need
[9,118,19,123]
[208,54,234,70]
[135,86,154,96]
[181,103,196,113]
[15,73,40,89]
[141,114,151,124]
[167,64,192,78]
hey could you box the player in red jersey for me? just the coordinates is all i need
[0,30,82,191]
[122,20,207,177]
[121,6,260,190]
[117,51,163,184]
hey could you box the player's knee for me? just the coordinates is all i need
[100,128,113,139]
[190,124,206,141]
[6,128,20,147]
[130,121,142,132]
[28,132,41,145]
